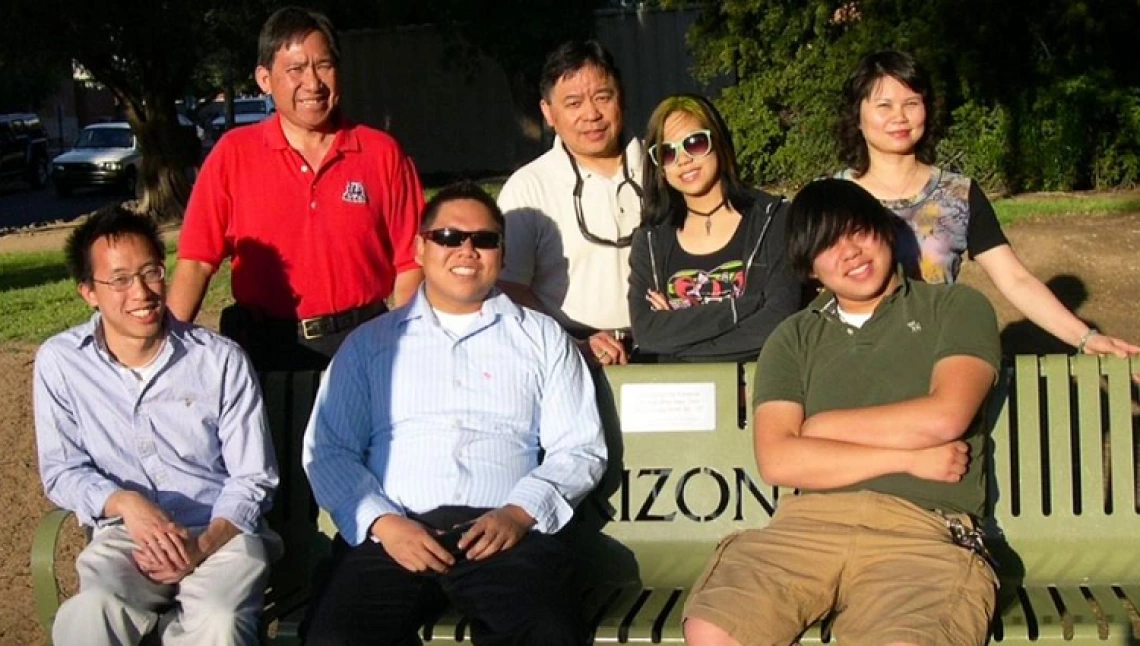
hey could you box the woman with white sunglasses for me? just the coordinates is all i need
[628,94,801,362]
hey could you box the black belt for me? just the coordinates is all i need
[297,302,387,340]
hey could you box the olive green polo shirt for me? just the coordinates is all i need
[752,271,1000,516]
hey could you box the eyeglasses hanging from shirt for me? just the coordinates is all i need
[563,143,643,248]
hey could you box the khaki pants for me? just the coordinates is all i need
[684,491,997,646]
[53,523,273,646]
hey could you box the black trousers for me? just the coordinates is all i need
[304,509,586,646]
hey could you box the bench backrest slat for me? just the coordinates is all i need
[1106,358,1137,518]
[1042,354,1076,516]
[989,355,1140,586]
[1074,357,1107,521]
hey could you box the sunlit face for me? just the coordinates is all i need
[858,75,926,158]
[415,199,504,314]
[810,229,896,314]
[78,234,166,353]
[540,64,623,163]
[256,30,340,134]
[659,111,720,200]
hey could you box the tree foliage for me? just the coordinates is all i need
[672,0,1140,191]
[0,1,275,220]
[0,52,71,114]
[0,0,601,218]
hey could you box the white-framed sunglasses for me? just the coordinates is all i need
[648,129,713,167]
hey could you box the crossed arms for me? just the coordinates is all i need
[755,355,996,490]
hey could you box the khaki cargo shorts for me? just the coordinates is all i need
[683,491,997,646]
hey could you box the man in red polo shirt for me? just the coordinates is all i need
[170,6,424,370]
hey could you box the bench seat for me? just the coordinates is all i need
[32,355,1140,644]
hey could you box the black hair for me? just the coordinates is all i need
[539,40,623,102]
[837,50,940,175]
[64,204,164,284]
[786,179,897,279]
[258,6,340,69]
[421,181,505,233]
[640,94,754,228]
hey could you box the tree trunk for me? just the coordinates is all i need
[224,77,236,131]
[124,98,197,222]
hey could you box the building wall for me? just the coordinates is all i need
[37,77,119,150]
[340,26,536,179]
[595,7,729,144]
[339,8,715,177]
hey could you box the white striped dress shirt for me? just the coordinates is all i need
[303,288,607,546]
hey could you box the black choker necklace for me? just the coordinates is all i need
[688,198,728,234]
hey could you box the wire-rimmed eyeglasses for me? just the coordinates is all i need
[91,265,166,291]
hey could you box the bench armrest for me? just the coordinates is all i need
[31,508,75,636]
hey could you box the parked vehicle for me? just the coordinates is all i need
[52,122,142,197]
[0,113,50,190]
[206,96,275,144]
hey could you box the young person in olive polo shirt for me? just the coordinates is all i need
[684,178,1002,646]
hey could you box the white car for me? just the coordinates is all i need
[52,122,141,197]
[208,97,275,141]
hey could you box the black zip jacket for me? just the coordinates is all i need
[628,191,801,362]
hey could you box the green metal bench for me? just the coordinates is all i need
[32,355,1140,644]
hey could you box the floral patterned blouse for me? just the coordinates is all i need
[839,167,1008,284]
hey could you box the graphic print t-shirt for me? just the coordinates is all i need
[663,221,747,309]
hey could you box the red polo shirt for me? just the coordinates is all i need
[179,114,424,319]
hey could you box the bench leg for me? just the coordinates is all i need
[31,508,76,638]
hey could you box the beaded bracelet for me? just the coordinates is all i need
[1077,328,1100,354]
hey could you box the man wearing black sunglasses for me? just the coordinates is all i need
[303,182,606,645]
[498,40,642,366]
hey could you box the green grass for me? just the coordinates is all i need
[1,187,1135,344]
[991,193,1140,226]
[0,250,89,343]
[0,182,511,344]
[201,261,233,315]
[0,243,233,344]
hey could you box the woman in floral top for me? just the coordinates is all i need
[837,50,1138,357]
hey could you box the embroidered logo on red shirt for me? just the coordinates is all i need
[342,181,368,204]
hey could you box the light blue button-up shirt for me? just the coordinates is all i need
[34,313,278,534]
[303,288,607,546]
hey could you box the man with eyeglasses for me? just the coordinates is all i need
[170,7,424,370]
[498,40,642,366]
[303,182,606,645]
[34,204,279,644]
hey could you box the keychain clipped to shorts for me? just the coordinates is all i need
[939,512,998,570]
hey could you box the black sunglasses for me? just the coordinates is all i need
[421,228,503,249]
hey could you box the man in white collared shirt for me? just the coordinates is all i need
[498,40,643,367]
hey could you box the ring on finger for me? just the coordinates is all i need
[597,350,610,361]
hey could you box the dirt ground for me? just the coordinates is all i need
[0,214,1138,644]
